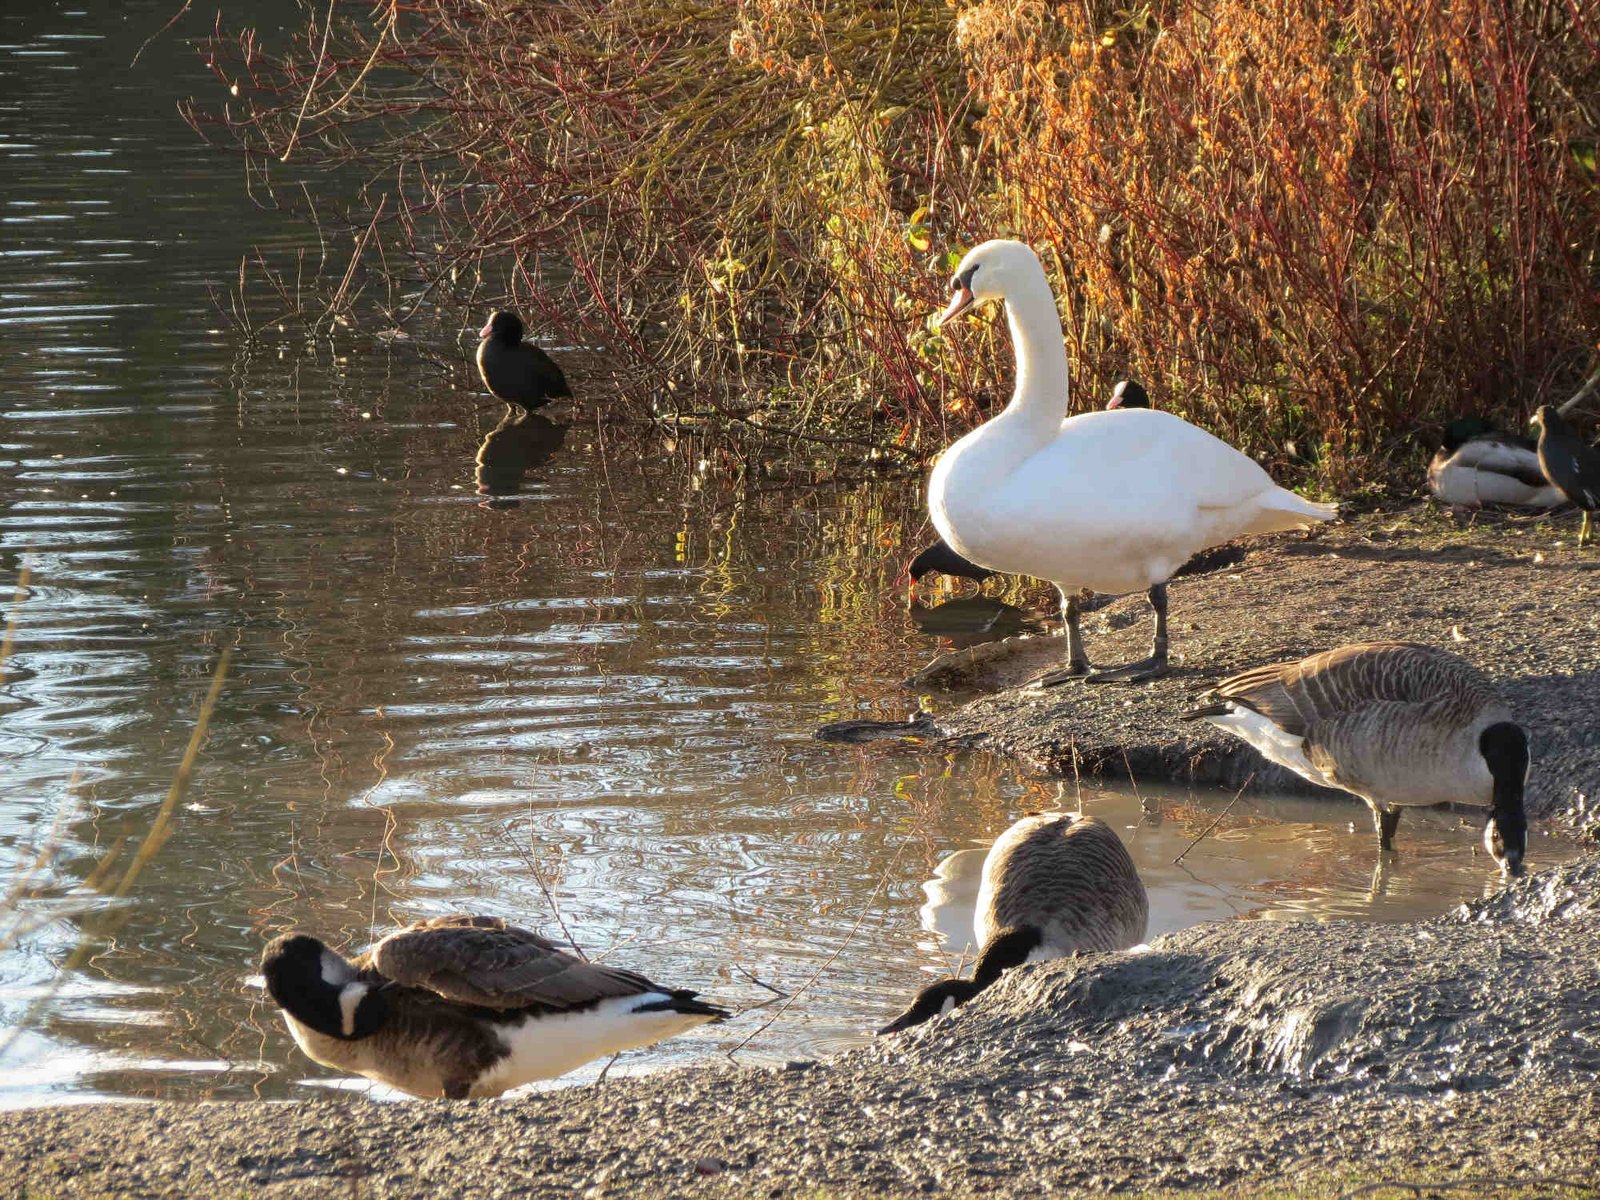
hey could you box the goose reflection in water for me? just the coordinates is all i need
[475,411,569,508]
[908,595,1045,648]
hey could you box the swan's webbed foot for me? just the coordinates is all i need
[1084,653,1169,684]
[1083,582,1169,684]
[1032,658,1093,688]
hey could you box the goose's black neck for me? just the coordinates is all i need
[1479,722,1528,877]
[262,934,390,1041]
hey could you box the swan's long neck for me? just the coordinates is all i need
[996,269,1070,449]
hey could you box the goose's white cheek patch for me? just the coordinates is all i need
[338,983,369,1037]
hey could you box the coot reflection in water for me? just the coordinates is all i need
[475,412,569,507]
[908,596,1045,648]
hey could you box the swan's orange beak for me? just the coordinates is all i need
[938,286,975,327]
[478,317,495,339]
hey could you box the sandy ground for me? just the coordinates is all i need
[3,506,1599,1199]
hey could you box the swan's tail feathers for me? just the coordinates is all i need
[1242,489,1339,535]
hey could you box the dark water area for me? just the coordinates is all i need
[0,0,1575,1105]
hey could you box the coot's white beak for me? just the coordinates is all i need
[478,318,495,340]
[938,286,975,327]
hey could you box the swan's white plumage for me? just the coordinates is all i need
[928,241,1334,598]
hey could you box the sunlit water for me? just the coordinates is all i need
[0,1,1580,1106]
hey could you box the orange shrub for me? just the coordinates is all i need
[190,0,1600,483]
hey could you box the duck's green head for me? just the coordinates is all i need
[1440,416,1496,453]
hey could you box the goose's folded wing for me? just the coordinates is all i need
[1207,642,1469,733]
[371,916,658,1010]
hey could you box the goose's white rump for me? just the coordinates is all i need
[932,406,1333,596]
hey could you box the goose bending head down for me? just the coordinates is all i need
[1183,641,1529,876]
[262,914,728,1098]
[929,241,1337,684]
[879,813,1148,1034]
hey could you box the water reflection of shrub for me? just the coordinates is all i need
[188,0,1599,487]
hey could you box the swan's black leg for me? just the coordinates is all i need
[1085,583,1171,684]
[1032,591,1092,687]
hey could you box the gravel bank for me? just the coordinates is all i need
[3,857,1597,1198]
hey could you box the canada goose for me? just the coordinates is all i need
[1530,405,1600,546]
[878,814,1148,1034]
[929,241,1336,684]
[907,379,1151,593]
[262,914,728,1098]
[1183,642,1528,875]
[1427,418,1562,509]
[476,311,572,409]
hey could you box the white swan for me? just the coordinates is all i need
[928,240,1337,683]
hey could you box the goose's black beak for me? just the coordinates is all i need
[938,285,975,327]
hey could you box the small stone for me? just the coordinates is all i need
[696,1157,726,1177]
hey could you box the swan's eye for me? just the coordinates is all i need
[949,278,962,294]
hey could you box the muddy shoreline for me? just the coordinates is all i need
[4,509,1599,1198]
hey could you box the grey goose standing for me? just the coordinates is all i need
[1529,404,1600,546]
[1183,641,1529,874]
[878,813,1148,1034]
[262,914,728,1098]
[476,311,572,410]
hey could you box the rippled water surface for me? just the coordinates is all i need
[0,0,1580,1106]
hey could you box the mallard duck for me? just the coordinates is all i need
[878,814,1148,1033]
[929,241,1336,684]
[476,311,571,409]
[1427,417,1561,508]
[1183,641,1528,875]
[1530,405,1600,546]
[262,915,728,1098]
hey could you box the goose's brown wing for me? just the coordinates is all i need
[1205,642,1483,736]
[368,915,658,1011]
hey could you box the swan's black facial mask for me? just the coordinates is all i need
[938,268,977,326]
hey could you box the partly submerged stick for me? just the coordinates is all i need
[1172,773,1255,865]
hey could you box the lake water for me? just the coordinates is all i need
[0,0,1576,1105]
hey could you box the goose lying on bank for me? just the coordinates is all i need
[929,241,1337,684]
[1427,417,1562,509]
[1183,641,1528,875]
[1530,405,1600,546]
[262,914,728,1098]
[477,311,572,409]
[908,378,1152,593]
[878,814,1148,1034]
